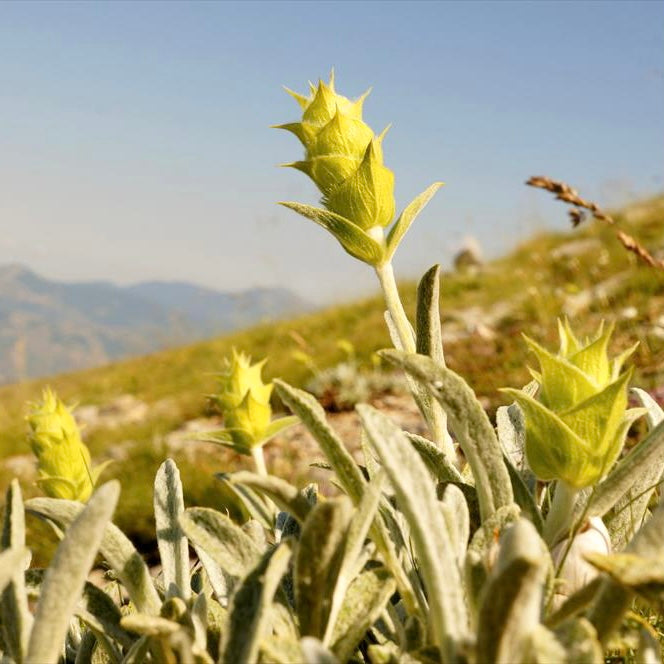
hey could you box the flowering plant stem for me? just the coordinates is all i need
[543,481,580,546]
[376,262,455,460]
[375,262,415,353]
[251,445,268,477]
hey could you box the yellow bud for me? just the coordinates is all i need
[502,320,640,488]
[28,388,101,501]
[324,139,396,230]
[277,73,394,230]
[216,350,274,451]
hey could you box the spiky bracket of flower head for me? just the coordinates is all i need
[277,72,443,266]
[28,388,109,501]
[211,350,297,455]
[502,320,642,489]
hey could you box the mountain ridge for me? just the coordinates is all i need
[0,264,310,383]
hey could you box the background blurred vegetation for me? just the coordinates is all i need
[2,194,663,565]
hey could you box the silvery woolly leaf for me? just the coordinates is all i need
[584,551,664,603]
[439,484,470,564]
[588,418,664,519]
[357,404,468,663]
[179,507,262,580]
[299,637,340,664]
[465,503,521,616]
[121,614,181,637]
[324,473,385,646]
[588,498,664,643]
[0,547,28,594]
[330,567,396,663]
[631,387,664,429]
[154,459,190,601]
[553,617,603,664]
[381,350,513,521]
[294,497,353,639]
[604,388,664,548]
[273,380,366,504]
[214,474,273,528]
[220,541,291,664]
[476,519,550,664]
[27,481,120,664]
[2,479,33,663]
[274,380,418,617]
[415,264,453,452]
[227,471,312,524]
[405,432,465,485]
[25,495,161,615]
[25,569,133,650]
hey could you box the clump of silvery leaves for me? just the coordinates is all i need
[2,73,664,663]
[305,357,407,412]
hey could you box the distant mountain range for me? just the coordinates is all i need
[0,264,310,383]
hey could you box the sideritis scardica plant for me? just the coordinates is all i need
[0,73,663,664]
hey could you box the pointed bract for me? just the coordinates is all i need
[504,321,640,488]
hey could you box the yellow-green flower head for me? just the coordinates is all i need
[216,350,274,452]
[276,72,396,232]
[28,388,105,501]
[502,320,640,489]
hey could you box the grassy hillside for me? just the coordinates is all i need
[2,194,664,562]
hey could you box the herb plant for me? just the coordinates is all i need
[1,73,663,663]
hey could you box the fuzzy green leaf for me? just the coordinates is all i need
[406,432,466,484]
[1,480,32,663]
[279,202,385,265]
[180,507,262,581]
[220,541,292,664]
[154,459,190,601]
[228,471,312,524]
[300,638,340,664]
[357,404,468,663]
[0,547,28,595]
[27,481,120,664]
[476,519,551,664]
[25,495,161,615]
[382,350,514,520]
[25,569,133,650]
[295,497,353,639]
[330,566,396,662]
[385,182,443,260]
[465,504,521,616]
[566,324,613,385]
[324,472,385,646]
[588,418,664,518]
[274,380,366,504]
[588,498,664,643]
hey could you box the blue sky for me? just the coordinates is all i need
[1,1,663,301]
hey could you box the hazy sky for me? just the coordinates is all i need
[2,1,663,302]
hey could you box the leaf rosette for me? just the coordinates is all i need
[502,320,641,489]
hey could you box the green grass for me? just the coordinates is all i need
[2,194,664,564]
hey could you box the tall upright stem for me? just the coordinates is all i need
[251,445,268,477]
[375,262,415,353]
[544,481,579,546]
[375,262,455,461]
